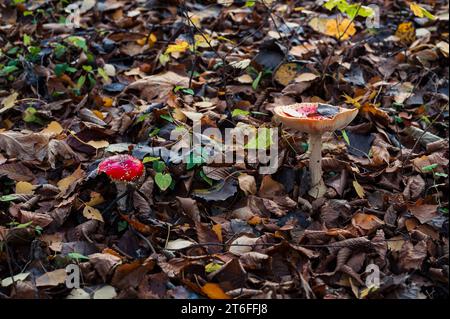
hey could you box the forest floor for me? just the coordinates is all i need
[0,0,448,299]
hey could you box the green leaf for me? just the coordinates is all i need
[245,128,273,150]
[155,172,172,191]
[23,107,44,125]
[182,88,195,95]
[205,262,223,273]
[152,160,166,173]
[23,34,31,46]
[54,63,68,77]
[16,221,33,229]
[66,36,88,52]
[199,170,213,186]
[67,252,90,261]
[82,65,93,72]
[231,109,250,117]
[244,1,256,7]
[143,156,160,164]
[76,75,86,89]
[434,172,448,178]
[97,67,110,82]
[0,194,20,202]
[422,163,438,172]
[341,129,350,145]
[252,71,262,90]
[0,65,19,76]
[159,53,170,66]
[118,220,128,232]
[160,114,174,123]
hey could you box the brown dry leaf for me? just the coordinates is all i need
[229,236,259,256]
[258,175,285,198]
[398,241,427,271]
[89,253,122,282]
[57,166,85,194]
[111,258,155,290]
[295,72,319,82]
[41,121,64,136]
[237,173,257,195]
[0,131,49,162]
[126,71,189,102]
[176,197,200,222]
[408,203,439,224]
[86,140,109,149]
[0,162,34,182]
[239,252,269,270]
[352,213,384,231]
[403,175,425,200]
[18,210,53,228]
[36,269,67,287]
[82,205,104,222]
[201,283,231,299]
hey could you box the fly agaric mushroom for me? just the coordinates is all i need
[98,154,145,213]
[274,102,358,198]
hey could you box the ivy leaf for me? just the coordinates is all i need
[152,160,166,173]
[155,172,172,191]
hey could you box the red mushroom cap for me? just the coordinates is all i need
[98,155,144,182]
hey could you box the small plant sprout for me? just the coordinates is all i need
[274,102,358,198]
[98,154,145,214]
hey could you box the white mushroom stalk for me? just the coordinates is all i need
[274,103,359,199]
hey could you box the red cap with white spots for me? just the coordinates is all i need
[98,155,144,182]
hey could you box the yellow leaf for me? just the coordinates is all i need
[201,283,230,299]
[102,97,113,107]
[409,2,423,17]
[325,18,356,40]
[395,22,416,44]
[16,181,35,194]
[92,110,105,120]
[309,17,356,40]
[86,140,109,149]
[409,2,435,20]
[57,166,85,193]
[83,205,104,222]
[86,191,105,206]
[0,92,18,113]
[165,40,190,55]
[41,121,64,135]
[353,180,365,198]
[212,224,222,243]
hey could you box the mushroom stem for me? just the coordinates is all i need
[308,132,326,198]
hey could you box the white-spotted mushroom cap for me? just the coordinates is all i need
[274,102,358,134]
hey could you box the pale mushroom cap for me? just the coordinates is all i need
[274,103,359,134]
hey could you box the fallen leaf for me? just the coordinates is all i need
[15,181,34,194]
[83,205,104,222]
[353,180,365,198]
[93,285,117,299]
[238,173,257,195]
[36,269,67,287]
[166,238,196,250]
[0,92,19,113]
[201,283,230,299]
